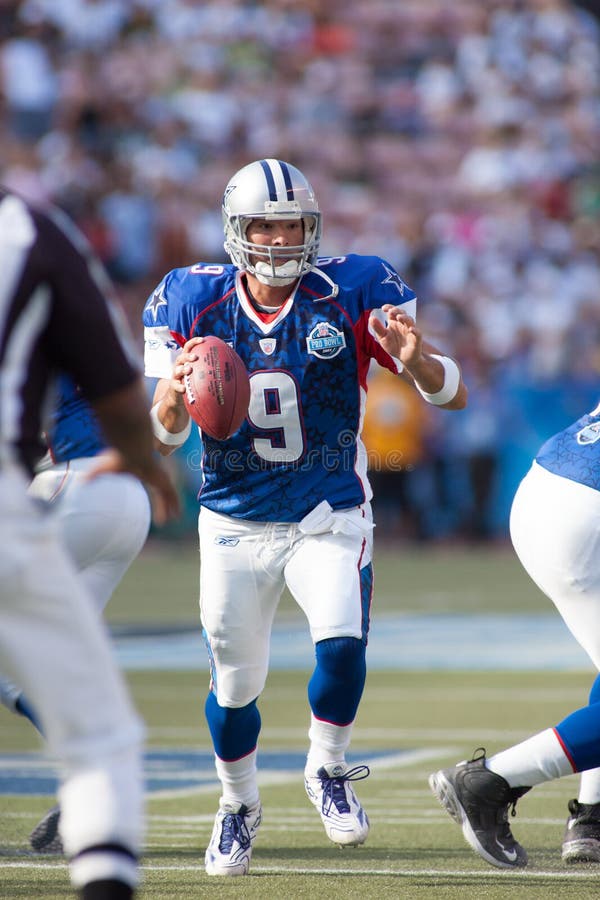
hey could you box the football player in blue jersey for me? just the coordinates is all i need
[143,158,467,876]
[430,402,600,869]
[0,374,151,854]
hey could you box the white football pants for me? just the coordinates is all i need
[199,501,374,707]
[0,467,144,886]
[510,461,600,669]
[28,457,151,613]
[0,457,151,718]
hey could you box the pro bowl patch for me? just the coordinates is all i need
[306,321,346,359]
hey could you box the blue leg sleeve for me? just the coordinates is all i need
[308,636,366,726]
[589,673,600,705]
[555,673,600,772]
[555,702,600,773]
[205,692,261,761]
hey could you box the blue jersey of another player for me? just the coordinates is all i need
[47,374,106,463]
[536,400,600,492]
[143,254,417,521]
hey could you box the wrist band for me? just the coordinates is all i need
[150,402,192,446]
[415,354,460,406]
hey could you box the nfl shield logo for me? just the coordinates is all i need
[259,338,277,355]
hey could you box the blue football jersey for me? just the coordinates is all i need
[536,401,600,492]
[143,255,417,521]
[47,374,106,463]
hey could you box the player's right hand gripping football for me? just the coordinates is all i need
[170,337,206,398]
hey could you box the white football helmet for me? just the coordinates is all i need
[222,158,321,286]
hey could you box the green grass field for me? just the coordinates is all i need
[2,542,599,899]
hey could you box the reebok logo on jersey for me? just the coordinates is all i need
[577,421,600,445]
[214,535,239,546]
[306,322,346,359]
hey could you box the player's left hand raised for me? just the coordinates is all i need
[369,304,423,367]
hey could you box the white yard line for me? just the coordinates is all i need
[1,861,598,880]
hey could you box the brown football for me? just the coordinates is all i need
[183,336,250,440]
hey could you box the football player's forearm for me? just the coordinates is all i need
[404,352,446,393]
[404,352,468,410]
[150,383,191,455]
[94,379,162,472]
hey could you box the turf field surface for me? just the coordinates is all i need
[2,544,599,898]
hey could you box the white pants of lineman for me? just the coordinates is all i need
[0,467,144,890]
[199,500,374,707]
[0,458,151,715]
[510,461,600,669]
[28,456,151,613]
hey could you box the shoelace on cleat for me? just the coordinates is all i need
[320,765,370,815]
[218,811,252,853]
[467,747,529,824]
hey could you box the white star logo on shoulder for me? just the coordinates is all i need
[145,283,168,321]
[381,263,406,295]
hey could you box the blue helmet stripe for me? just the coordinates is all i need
[278,160,295,200]
[259,160,277,201]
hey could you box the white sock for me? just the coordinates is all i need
[487,728,574,787]
[578,767,600,805]
[305,713,353,776]
[215,750,259,808]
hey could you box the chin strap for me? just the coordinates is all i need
[310,266,339,300]
[251,262,341,298]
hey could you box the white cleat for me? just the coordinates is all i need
[204,800,262,876]
[305,762,370,847]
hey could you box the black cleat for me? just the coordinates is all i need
[562,799,600,863]
[429,748,530,869]
[29,804,63,854]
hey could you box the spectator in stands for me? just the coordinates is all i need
[2,0,598,539]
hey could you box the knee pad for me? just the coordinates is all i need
[205,692,261,761]
[308,636,366,726]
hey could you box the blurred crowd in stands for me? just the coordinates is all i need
[1,0,599,540]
